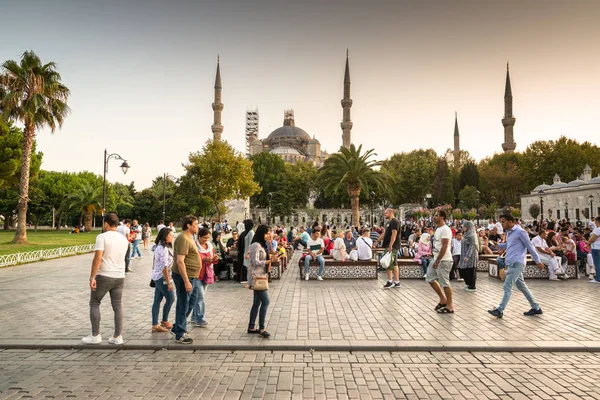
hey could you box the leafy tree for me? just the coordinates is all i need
[183,140,259,221]
[1,51,70,243]
[521,136,600,191]
[528,203,540,220]
[107,182,135,219]
[250,152,286,208]
[66,183,103,232]
[0,119,43,229]
[318,144,391,226]
[33,170,77,230]
[478,152,526,208]
[432,157,454,206]
[458,185,479,210]
[381,149,437,204]
[131,188,161,224]
[459,162,480,190]
[444,149,474,170]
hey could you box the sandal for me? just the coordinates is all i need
[152,325,169,332]
[436,307,455,314]
[259,330,271,338]
[160,321,173,329]
[434,303,447,311]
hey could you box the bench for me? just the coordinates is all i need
[298,258,378,279]
[488,259,579,279]
[396,259,425,279]
[477,254,499,272]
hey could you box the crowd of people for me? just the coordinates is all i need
[80,209,600,345]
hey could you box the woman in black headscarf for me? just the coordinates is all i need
[459,220,479,291]
[236,219,254,283]
[212,230,228,281]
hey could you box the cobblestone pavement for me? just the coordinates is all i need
[1,349,600,399]
[1,248,600,350]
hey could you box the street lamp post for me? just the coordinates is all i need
[538,190,545,222]
[565,202,569,221]
[589,195,594,219]
[370,191,375,227]
[102,149,130,228]
[162,173,177,221]
[267,193,273,226]
[476,190,481,226]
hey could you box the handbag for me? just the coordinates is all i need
[149,279,155,287]
[252,276,269,291]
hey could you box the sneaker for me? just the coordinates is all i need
[305,274,309,281]
[393,282,401,288]
[457,278,464,282]
[487,308,503,318]
[523,307,543,316]
[464,288,477,292]
[108,335,124,345]
[194,320,209,327]
[317,276,323,281]
[383,281,394,289]
[549,278,560,281]
[422,274,427,278]
[590,279,600,284]
[81,333,102,344]
[175,334,193,344]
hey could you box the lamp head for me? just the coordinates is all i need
[120,161,130,175]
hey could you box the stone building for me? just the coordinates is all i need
[520,165,600,223]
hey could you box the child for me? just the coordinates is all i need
[451,231,463,281]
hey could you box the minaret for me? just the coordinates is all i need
[453,112,460,164]
[340,50,353,149]
[501,63,516,152]
[211,56,224,141]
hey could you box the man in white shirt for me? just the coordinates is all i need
[156,220,166,234]
[357,228,373,260]
[488,219,496,231]
[116,219,132,273]
[531,230,566,280]
[495,221,504,234]
[427,210,455,313]
[82,213,129,345]
[587,216,600,283]
[304,227,325,281]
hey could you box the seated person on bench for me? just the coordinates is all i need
[531,229,567,280]
[357,228,373,260]
[331,230,348,261]
[304,226,325,281]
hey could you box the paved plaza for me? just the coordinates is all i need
[0,248,599,351]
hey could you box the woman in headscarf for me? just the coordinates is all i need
[237,219,255,287]
[413,232,432,278]
[212,230,228,282]
[459,220,479,291]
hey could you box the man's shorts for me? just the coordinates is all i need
[387,250,398,271]
[426,259,452,287]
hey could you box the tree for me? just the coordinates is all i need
[1,51,70,243]
[529,203,540,220]
[381,149,437,204]
[432,157,454,206]
[249,152,286,208]
[0,119,43,229]
[459,162,480,190]
[318,144,391,226]
[183,140,259,221]
[66,184,103,232]
[478,152,526,208]
[458,185,479,210]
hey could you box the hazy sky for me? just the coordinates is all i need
[2,0,599,189]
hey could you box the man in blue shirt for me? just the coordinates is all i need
[488,213,545,319]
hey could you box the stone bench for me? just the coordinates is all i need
[396,259,425,279]
[477,254,499,272]
[269,261,282,280]
[488,259,579,279]
[298,258,378,279]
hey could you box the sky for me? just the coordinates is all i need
[1,0,599,189]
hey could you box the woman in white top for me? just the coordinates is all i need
[331,230,347,261]
[151,227,175,333]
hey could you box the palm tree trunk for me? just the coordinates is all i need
[84,212,93,233]
[350,191,360,227]
[12,124,35,243]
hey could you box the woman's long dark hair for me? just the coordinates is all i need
[252,224,270,250]
[155,227,172,247]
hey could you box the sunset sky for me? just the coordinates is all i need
[2,0,599,189]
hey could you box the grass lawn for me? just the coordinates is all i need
[0,230,98,256]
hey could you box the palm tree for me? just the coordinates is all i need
[66,184,103,233]
[318,144,391,226]
[1,51,70,243]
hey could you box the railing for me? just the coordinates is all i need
[0,243,96,268]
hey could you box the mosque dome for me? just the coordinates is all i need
[267,125,311,141]
[549,182,568,189]
[588,175,600,184]
[270,146,303,156]
[533,183,551,192]
[566,179,585,187]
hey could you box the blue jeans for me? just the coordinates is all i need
[248,290,270,331]
[171,273,199,340]
[131,240,141,259]
[191,280,207,323]
[592,249,600,282]
[420,257,430,275]
[497,262,539,312]
[151,278,174,326]
[304,255,325,276]
[245,264,253,287]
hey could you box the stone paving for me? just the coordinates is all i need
[1,248,600,350]
[1,349,600,399]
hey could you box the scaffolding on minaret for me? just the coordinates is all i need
[245,109,259,156]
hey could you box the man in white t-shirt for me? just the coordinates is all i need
[156,220,166,234]
[587,216,600,283]
[488,219,496,231]
[82,212,129,345]
[304,227,325,281]
[357,228,373,260]
[427,210,455,313]
[116,219,132,273]
[531,230,566,280]
[495,221,504,234]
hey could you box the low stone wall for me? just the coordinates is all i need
[298,259,378,279]
[488,259,579,279]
